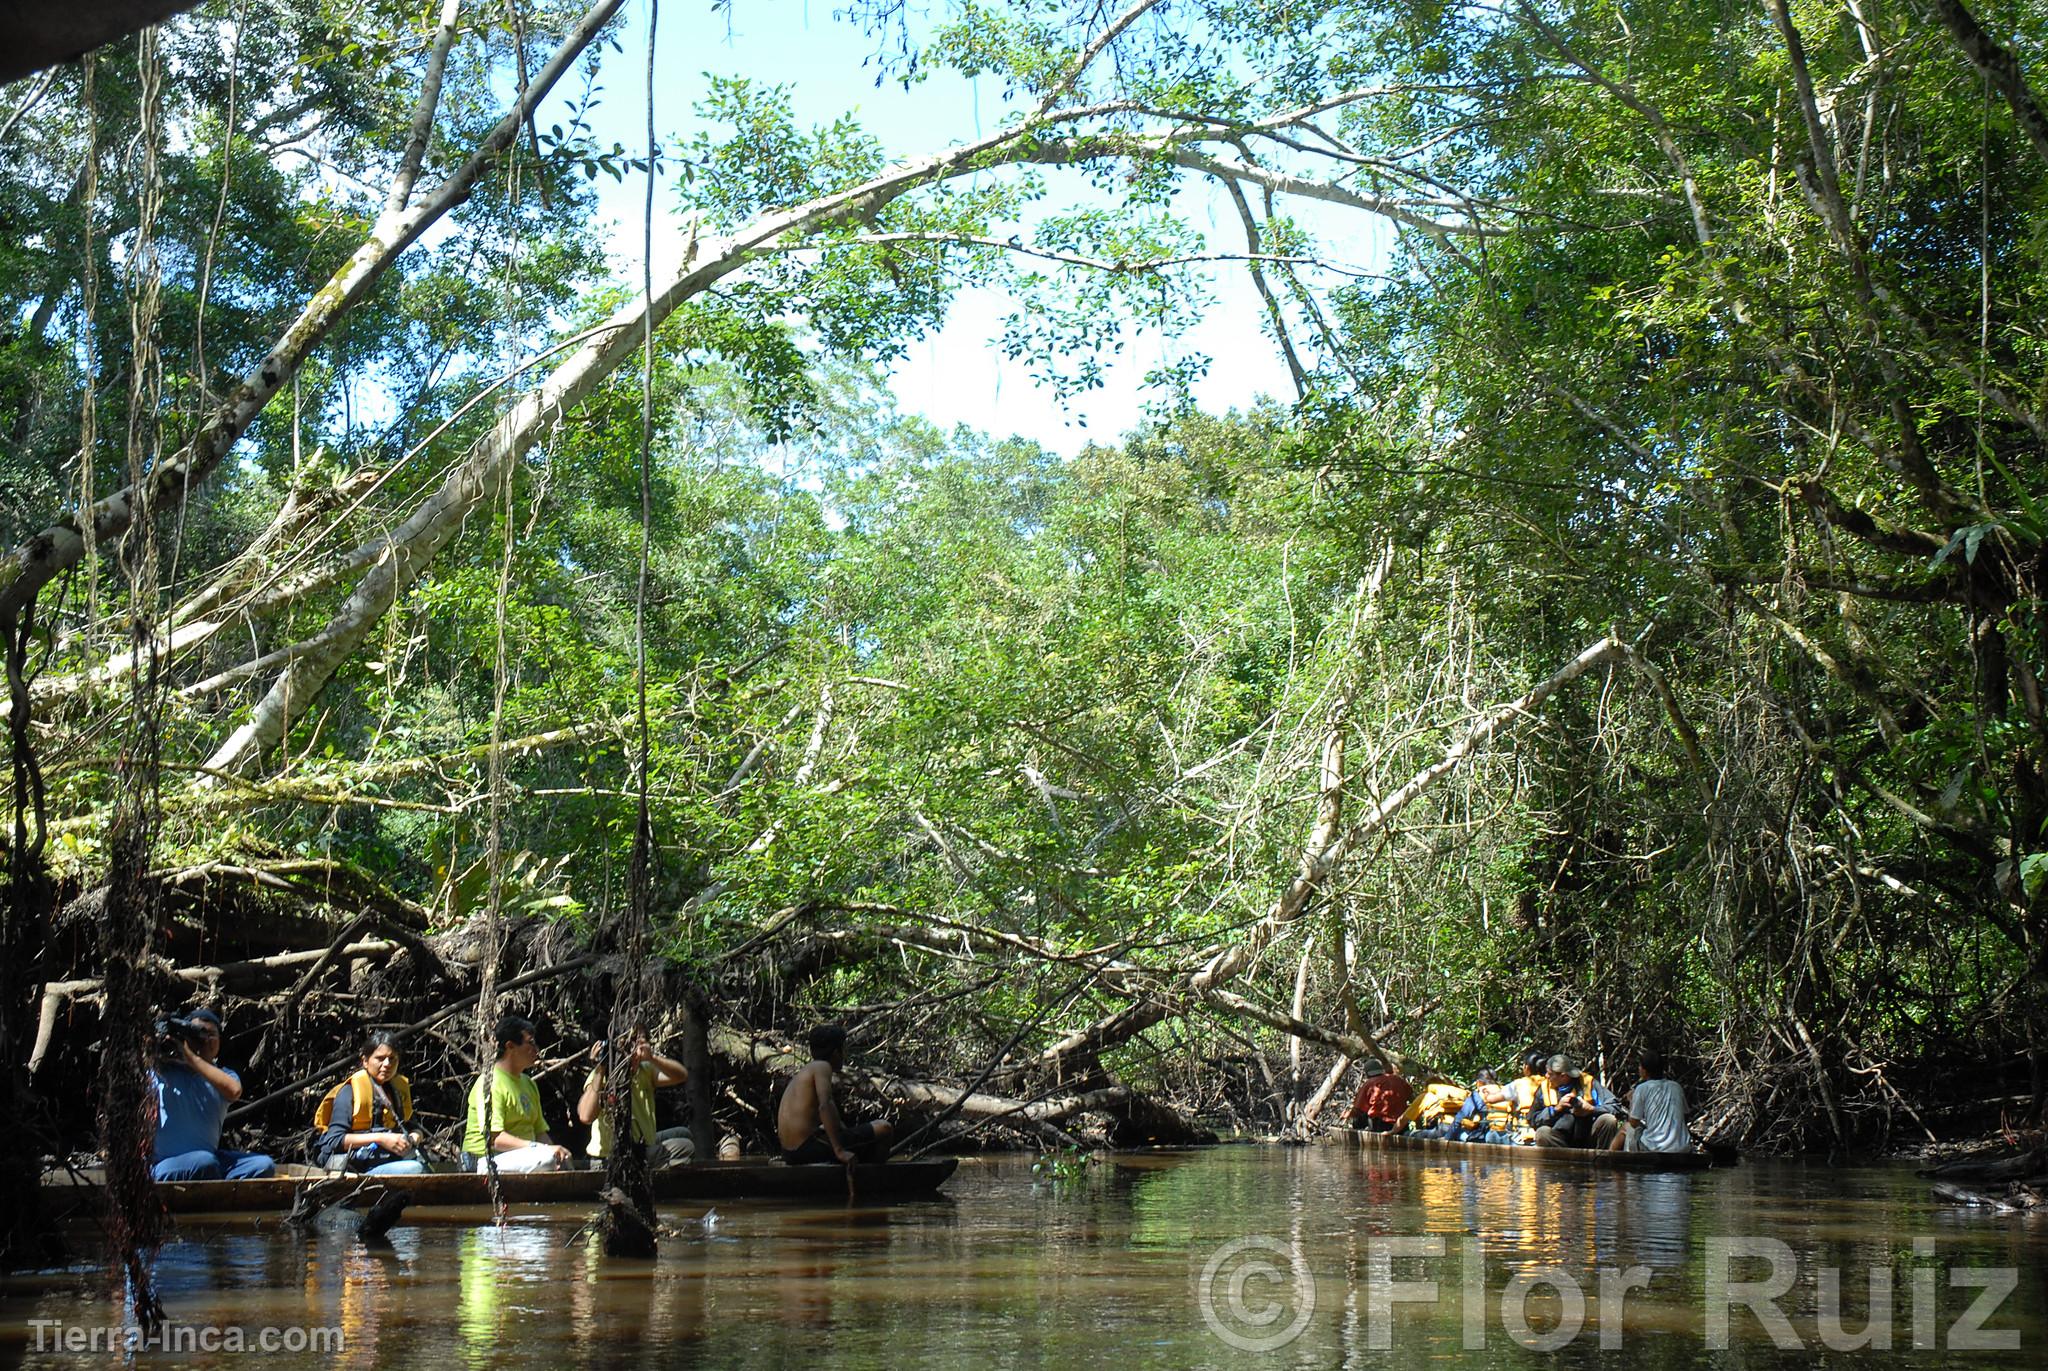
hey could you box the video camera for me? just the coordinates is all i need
[592,1034,646,1067]
[153,1014,209,1055]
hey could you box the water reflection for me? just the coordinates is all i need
[457,1222,553,1365]
[5,1151,2044,1368]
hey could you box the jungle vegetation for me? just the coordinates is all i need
[3,0,2045,1221]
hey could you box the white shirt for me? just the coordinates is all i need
[1627,1077,1690,1152]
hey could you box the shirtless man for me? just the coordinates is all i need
[776,1024,893,1165]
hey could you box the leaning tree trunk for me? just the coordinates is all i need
[1028,636,1692,1075]
[0,0,626,627]
[185,108,1480,777]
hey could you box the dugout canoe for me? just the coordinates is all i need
[1338,1127,1716,1173]
[39,1156,959,1217]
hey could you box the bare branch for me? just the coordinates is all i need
[385,0,464,216]
[1036,0,1166,114]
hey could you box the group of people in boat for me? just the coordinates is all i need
[147,1001,1687,1179]
[1345,1049,1692,1153]
[148,1004,892,1183]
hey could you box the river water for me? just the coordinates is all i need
[6,1144,2045,1366]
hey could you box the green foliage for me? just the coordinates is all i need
[7,0,2045,1154]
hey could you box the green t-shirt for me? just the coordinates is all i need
[463,1065,546,1156]
[583,1064,657,1158]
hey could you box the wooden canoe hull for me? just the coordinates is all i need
[40,1157,959,1217]
[1337,1127,1716,1173]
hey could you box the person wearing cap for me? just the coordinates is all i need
[148,1006,277,1182]
[1528,1053,1621,1149]
[1344,1059,1413,1132]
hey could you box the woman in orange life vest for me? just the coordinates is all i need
[314,1030,426,1175]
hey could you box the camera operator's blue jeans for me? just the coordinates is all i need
[347,1143,425,1176]
[152,1148,276,1182]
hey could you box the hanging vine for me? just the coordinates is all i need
[477,129,533,1221]
[597,0,662,1259]
[94,26,170,1329]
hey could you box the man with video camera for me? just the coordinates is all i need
[149,1006,277,1182]
[577,1022,694,1168]
[1527,1053,1621,1150]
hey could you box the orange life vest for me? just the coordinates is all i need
[314,1069,412,1132]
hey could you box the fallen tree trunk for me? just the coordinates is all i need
[1920,1148,2047,1183]
[1931,1180,2033,1212]
[28,941,403,1075]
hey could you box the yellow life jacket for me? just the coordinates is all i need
[1398,1080,1469,1129]
[1480,1084,1515,1132]
[314,1069,412,1132]
[1526,1072,1597,1116]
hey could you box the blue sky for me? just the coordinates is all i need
[569,0,1306,454]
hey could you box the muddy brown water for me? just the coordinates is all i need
[5,1145,2045,1366]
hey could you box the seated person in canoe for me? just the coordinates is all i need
[1448,1068,1517,1143]
[578,1020,695,1167]
[149,1005,277,1183]
[1345,1059,1412,1133]
[1614,1050,1691,1153]
[313,1028,427,1175]
[1502,1051,1551,1143]
[1528,1054,1621,1150]
[463,1014,571,1173]
[777,1023,893,1165]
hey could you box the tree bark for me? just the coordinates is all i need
[680,984,717,1161]
[1928,0,2048,166]
[0,1,204,84]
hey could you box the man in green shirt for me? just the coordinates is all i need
[463,1014,570,1173]
[576,1024,694,1166]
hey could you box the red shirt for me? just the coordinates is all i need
[1349,1072,1413,1123]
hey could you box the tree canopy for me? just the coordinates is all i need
[3,0,2046,1177]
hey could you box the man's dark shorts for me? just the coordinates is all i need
[781,1121,885,1165]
